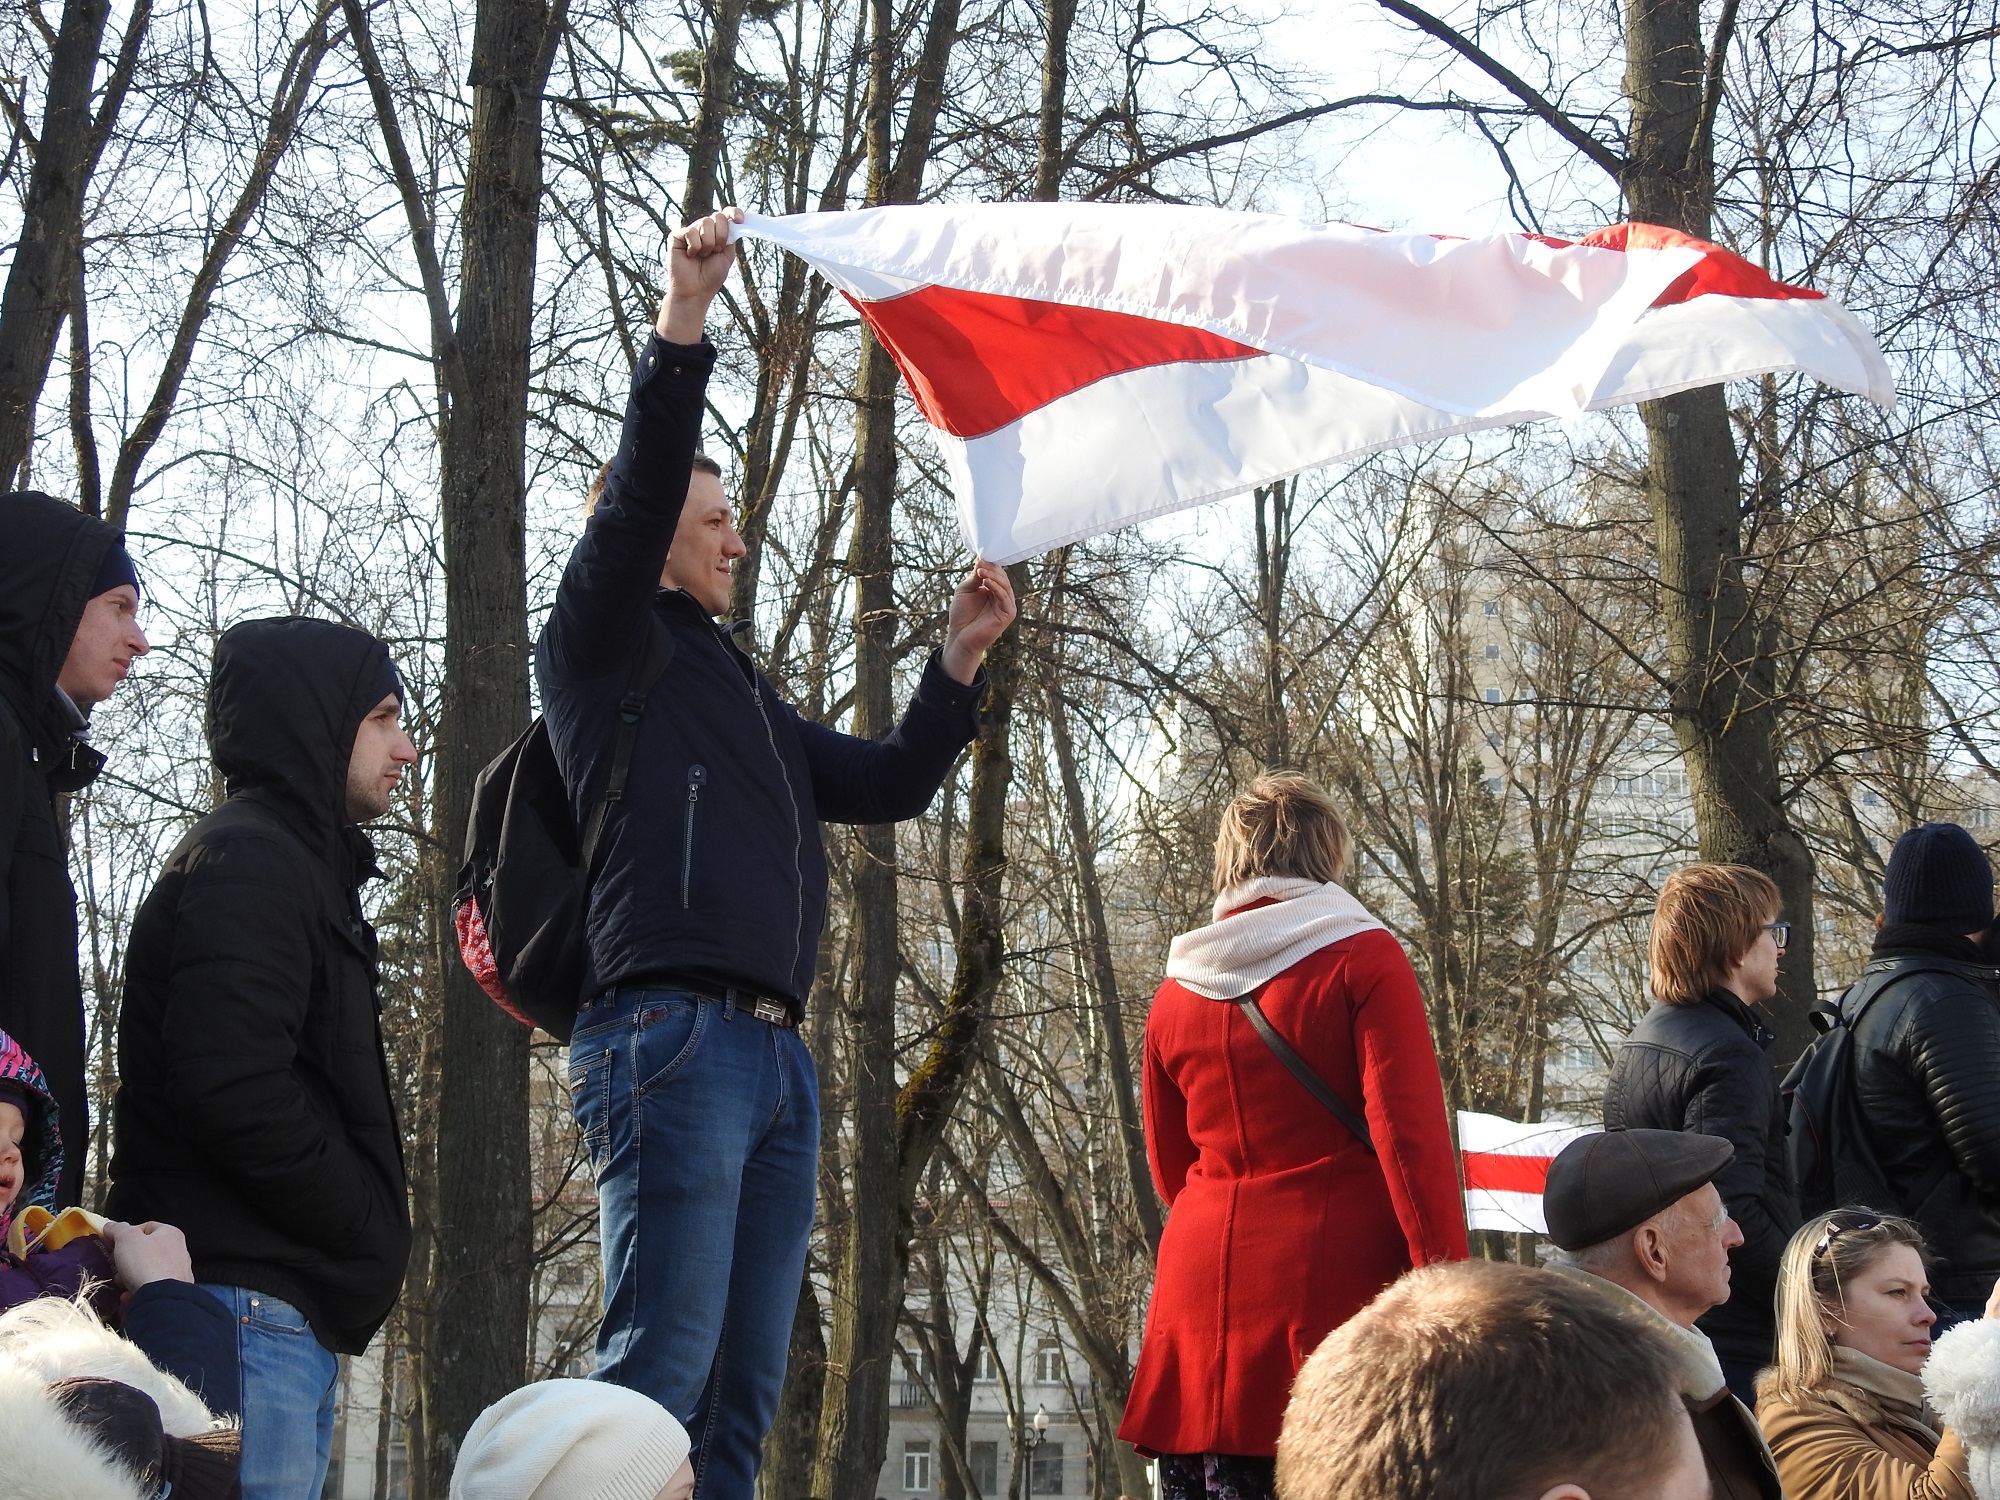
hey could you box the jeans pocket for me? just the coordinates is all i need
[634,995,707,1096]
[567,995,627,1046]
[243,1293,314,1337]
[568,1044,615,1173]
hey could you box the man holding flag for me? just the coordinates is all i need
[539,207,1015,1500]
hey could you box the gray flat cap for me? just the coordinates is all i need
[1543,1129,1735,1251]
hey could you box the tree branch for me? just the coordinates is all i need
[1365,0,1628,181]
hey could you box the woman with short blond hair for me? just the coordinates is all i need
[1118,773,1467,1500]
[1606,862,1801,1405]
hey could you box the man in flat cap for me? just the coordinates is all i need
[1544,1127,1782,1500]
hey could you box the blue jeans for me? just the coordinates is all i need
[569,989,819,1500]
[196,1284,337,1500]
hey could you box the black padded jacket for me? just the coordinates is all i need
[1604,990,1800,1366]
[0,491,120,1210]
[108,618,411,1354]
[1846,947,2000,1307]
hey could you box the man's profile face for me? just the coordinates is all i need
[1661,1182,1741,1316]
[57,585,148,709]
[345,692,417,823]
[660,470,745,616]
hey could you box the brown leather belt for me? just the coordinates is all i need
[641,972,800,1029]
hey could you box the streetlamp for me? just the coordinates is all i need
[1013,1404,1050,1500]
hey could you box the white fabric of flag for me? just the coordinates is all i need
[732,204,1894,563]
[1458,1111,1594,1235]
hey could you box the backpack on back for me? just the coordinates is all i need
[1783,959,1960,1219]
[453,623,673,1043]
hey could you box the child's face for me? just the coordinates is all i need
[653,1457,695,1500]
[0,1100,24,1213]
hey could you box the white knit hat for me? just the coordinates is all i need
[450,1379,692,1500]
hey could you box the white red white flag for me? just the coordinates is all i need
[732,204,1894,563]
[1457,1111,1595,1235]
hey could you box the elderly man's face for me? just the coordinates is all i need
[1657,1182,1743,1319]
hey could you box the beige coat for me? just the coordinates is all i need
[1547,1266,1780,1500]
[1759,1347,1975,1500]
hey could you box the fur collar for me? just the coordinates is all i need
[0,1361,149,1500]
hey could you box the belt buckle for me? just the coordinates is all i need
[751,998,789,1027]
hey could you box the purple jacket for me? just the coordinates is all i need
[0,1026,118,1321]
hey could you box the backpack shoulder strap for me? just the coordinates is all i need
[1839,957,1974,1030]
[578,618,676,870]
[1234,992,1377,1156]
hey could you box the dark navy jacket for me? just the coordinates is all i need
[538,333,983,1014]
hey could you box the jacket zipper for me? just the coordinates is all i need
[720,622,808,987]
[682,764,706,908]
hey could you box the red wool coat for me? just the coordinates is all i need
[1118,927,1469,1457]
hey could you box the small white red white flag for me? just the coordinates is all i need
[733,204,1894,563]
[1457,1111,1594,1235]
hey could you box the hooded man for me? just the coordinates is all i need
[0,490,149,1210]
[108,616,416,1500]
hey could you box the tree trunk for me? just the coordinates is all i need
[1621,0,1815,1056]
[679,0,746,220]
[813,0,963,1490]
[423,0,567,1484]
[761,1271,829,1500]
[0,0,139,486]
[812,332,904,1500]
[1045,679,1161,1254]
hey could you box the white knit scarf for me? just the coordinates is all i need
[1163,876,1387,999]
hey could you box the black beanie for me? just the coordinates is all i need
[88,538,140,601]
[1883,822,1995,931]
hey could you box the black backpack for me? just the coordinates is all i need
[1783,959,1959,1219]
[453,623,673,1042]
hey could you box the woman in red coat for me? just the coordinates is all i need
[1119,774,1468,1500]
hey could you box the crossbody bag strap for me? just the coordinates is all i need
[579,620,676,871]
[1234,992,1376,1155]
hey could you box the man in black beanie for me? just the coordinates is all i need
[1842,820,2000,1317]
[0,490,150,1208]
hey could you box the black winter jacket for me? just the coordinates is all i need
[109,618,411,1354]
[1604,990,1800,1366]
[1846,937,2000,1307]
[538,334,984,1012]
[0,492,121,1210]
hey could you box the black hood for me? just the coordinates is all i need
[0,491,120,730]
[208,617,399,841]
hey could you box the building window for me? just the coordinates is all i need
[1484,688,1501,704]
[905,1441,933,1492]
[971,1441,999,1496]
[1484,643,1501,659]
[974,1345,999,1382]
[1031,1443,1064,1495]
[1483,601,1500,616]
[1034,1342,1063,1383]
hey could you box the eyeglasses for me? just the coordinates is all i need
[1812,1211,1881,1258]
[1765,921,1791,948]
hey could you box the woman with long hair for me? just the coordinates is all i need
[1117,773,1468,1500]
[1757,1209,2000,1498]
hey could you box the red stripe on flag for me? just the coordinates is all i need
[1461,1151,1555,1194]
[1577,223,1825,306]
[846,286,1260,438]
